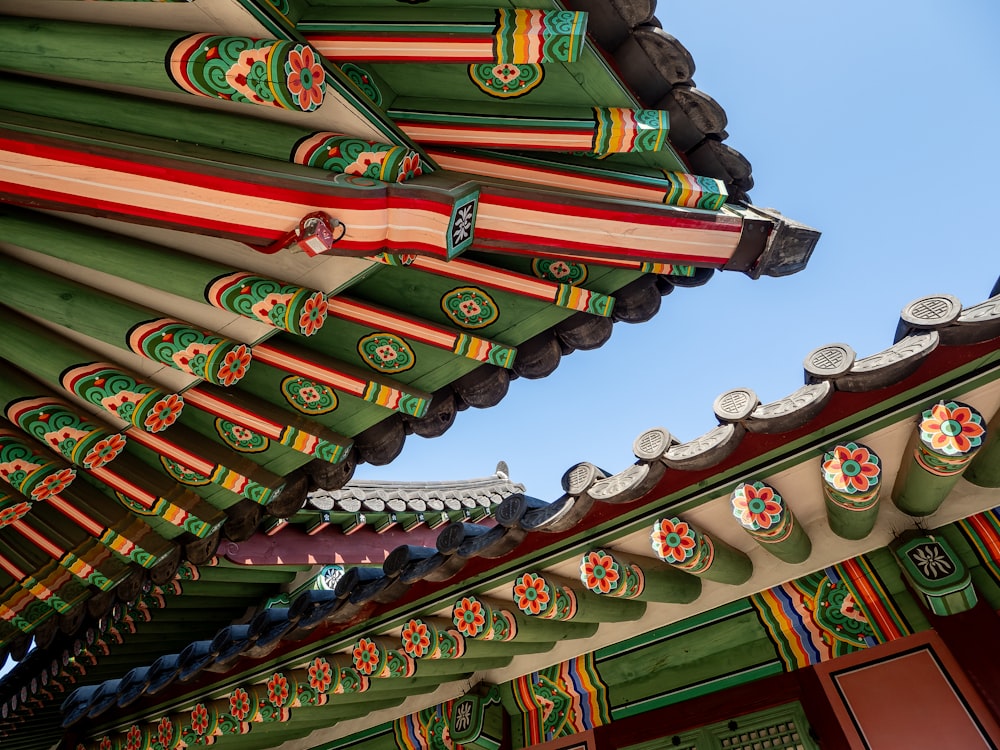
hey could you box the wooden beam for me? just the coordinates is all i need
[301,8,588,64]
[0,18,328,112]
[650,516,753,585]
[820,442,882,540]
[391,105,668,155]
[730,481,811,564]
[0,121,477,257]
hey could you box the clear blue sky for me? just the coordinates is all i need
[356,1,1000,498]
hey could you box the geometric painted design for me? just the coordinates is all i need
[60,363,184,432]
[448,198,478,257]
[358,333,416,373]
[506,654,610,745]
[339,63,382,106]
[958,507,1000,586]
[160,456,212,486]
[530,259,587,285]
[279,375,338,414]
[205,272,329,336]
[441,287,500,329]
[214,418,270,453]
[592,108,669,156]
[469,63,544,98]
[126,319,252,387]
[6,396,126,471]
[292,133,422,183]
[662,171,728,211]
[167,35,326,111]
[894,535,977,616]
[493,10,586,63]
[751,557,911,671]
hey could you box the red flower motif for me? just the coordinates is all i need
[580,551,619,594]
[307,657,333,692]
[266,672,289,707]
[286,45,325,111]
[0,502,31,528]
[216,344,252,387]
[352,638,380,675]
[157,716,174,748]
[229,687,251,721]
[822,444,880,493]
[98,737,112,750]
[143,394,184,433]
[512,574,549,616]
[651,518,696,564]
[83,433,127,470]
[190,703,210,735]
[396,153,423,182]
[297,292,328,337]
[920,402,986,456]
[401,619,431,658]
[124,724,142,750]
[731,483,783,530]
[452,597,486,637]
[155,717,173,747]
[30,467,76,501]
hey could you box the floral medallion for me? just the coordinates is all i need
[352,637,385,676]
[357,333,416,373]
[531,258,588,285]
[214,418,269,453]
[731,482,783,531]
[307,657,334,693]
[0,500,32,529]
[168,34,325,111]
[650,518,697,564]
[280,376,338,414]
[579,550,620,595]
[266,672,290,708]
[513,573,550,616]
[229,687,253,722]
[822,443,881,495]
[401,619,432,658]
[468,62,544,98]
[189,703,212,736]
[441,287,499,329]
[452,596,488,638]
[123,724,144,750]
[160,456,211,486]
[918,401,986,468]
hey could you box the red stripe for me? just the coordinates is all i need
[481,192,742,232]
[475,229,731,264]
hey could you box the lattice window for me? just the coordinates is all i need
[621,702,817,750]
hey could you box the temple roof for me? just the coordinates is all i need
[32,286,1000,750]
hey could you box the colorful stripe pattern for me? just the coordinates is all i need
[254,343,429,417]
[507,654,610,745]
[182,386,349,464]
[378,254,615,317]
[957,508,1000,585]
[429,149,728,212]
[751,557,910,671]
[592,108,669,156]
[167,34,326,112]
[126,429,277,507]
[326,297,516,368]
[663,171,727,210]
[493,10,587,63]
